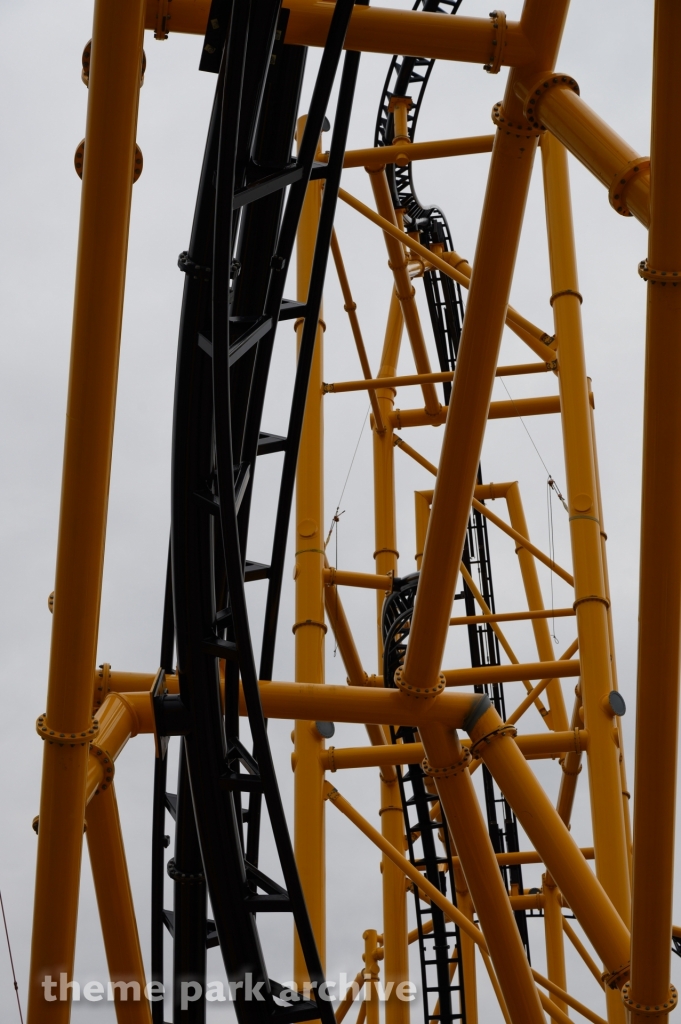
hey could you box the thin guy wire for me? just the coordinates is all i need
[0,889,24,1024]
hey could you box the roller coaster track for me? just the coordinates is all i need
[24,2,681,1023]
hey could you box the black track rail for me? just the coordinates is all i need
[152,2,366,1021]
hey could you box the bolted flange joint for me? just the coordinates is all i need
[522,72,580,132]
[621,982,678,1015]
[422,748,471,779]
[394,666,446,698]
[36,713,99,747]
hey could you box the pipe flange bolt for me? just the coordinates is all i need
[621,981,678,1014]
[36,714,99,747]
[522,73,580,131]
[483,11,507,75]
[638,259,681,286]
[469,724,517,761]
[394,667,446,698]
[491,102,542,138]
[609,158,650,217]
[90,743,115,793]
[167,858,205,885]
[422,748,472,779]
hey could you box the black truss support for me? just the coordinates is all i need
[168,0,360,1021]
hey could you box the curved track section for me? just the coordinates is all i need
[163,2,363,1020]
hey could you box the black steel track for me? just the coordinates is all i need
[153,1,365,1021]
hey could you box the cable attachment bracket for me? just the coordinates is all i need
[484,11,507,74]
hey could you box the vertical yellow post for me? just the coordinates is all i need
[504,482,568,731]
[542,874,567,1017]
[421,723,546,1023]
[628,0,681,1017]
[541,132,631,1006]
[85,786,151,1024]
[452,864,478,1024]
[589,402,633,879]
[373,290,409,1024]
[373,289,403,645]
[379,770,409,1024]
[293,117,326,982]
[363,930,381,1024]
[27,1,145,1020]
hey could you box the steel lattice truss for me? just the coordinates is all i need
[27,1,681,1024]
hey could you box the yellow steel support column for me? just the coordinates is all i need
[372,288,409,1024]
[467,703,631,980]
[397,0,571,697]
[293,118,326,982]
[85,786,151,1024]
[420,722,545,1023]
[367,164,439,416]
[452,864,478,1024]
[542,873,567,1016]
[27,1,145,1020]
[504,482,568,730]
[628,0,681,1017]
[589,402,633,879]
[363,930,381,1024]
[373,289,403,647]
[541,132,631,995]
[379,768,410,1024]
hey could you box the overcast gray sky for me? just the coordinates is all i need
[0,0,677,1020]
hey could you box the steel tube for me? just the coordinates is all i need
[629,1,681,1015]
[146,0,535,66]
[27,2,145,1018]
[85,785,151,1023]
[293,134,326,981]
[541,133,631,974]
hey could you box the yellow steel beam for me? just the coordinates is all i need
[543,873,568,1015]
[323,568,393,592]
[338,187,556,363]
[556,687,584,827]
[147,0,535,66]
[27,1,146,1018]
[450,608,575,627]
[85,785,151,1023]
[293,123,326,981]
[326,781,606,1024]
[321,730,588,771]
[467,702,631,985]
[505,639,579,728]
[332,134,494,170]
[329,230,384,431]
[562,918,605,990]
[324,362,551,393]
[514,77,650,229]
[390,395,563,428]
[541,133,632,994]
[629,1,681,1017]
[368,167,440,415]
